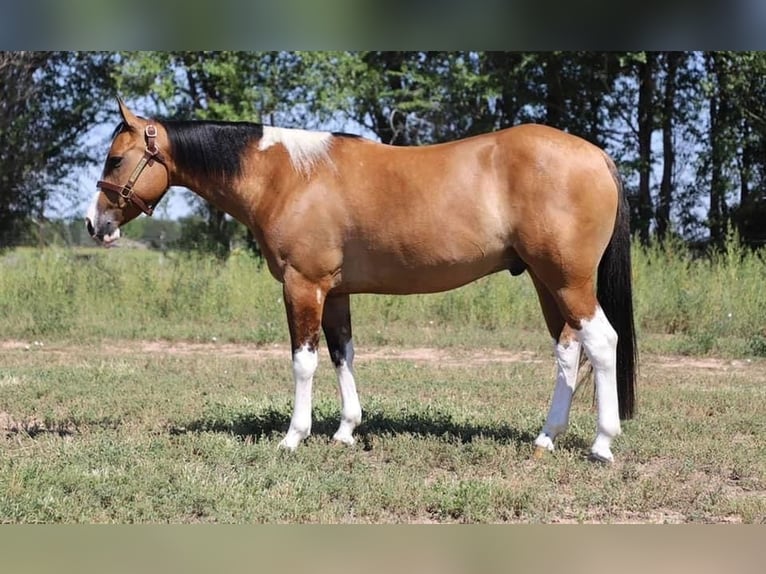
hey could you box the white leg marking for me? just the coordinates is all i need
[333,340,362,445]
[578,307,620,462]
[279,344,318,451]
[534,338,582,452]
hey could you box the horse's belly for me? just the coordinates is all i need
[336,248,509,295]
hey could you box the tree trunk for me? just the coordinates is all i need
[544,53,563,127]
[657,52,680,242]
[636,52,656,245]
[708,52,730,248]
[363,52,409,145]
[739,121,752,206]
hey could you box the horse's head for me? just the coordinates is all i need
[86,99,171,245]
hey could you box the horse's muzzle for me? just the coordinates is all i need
[85,216,120,245]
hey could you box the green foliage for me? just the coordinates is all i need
[632,233,766,355]
[0,52,116,247]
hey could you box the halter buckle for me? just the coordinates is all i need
[145,125,159,154]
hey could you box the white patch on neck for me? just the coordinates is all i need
[258,126,333,176]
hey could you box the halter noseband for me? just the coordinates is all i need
[97,124,169,216]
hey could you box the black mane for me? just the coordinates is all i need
[162,120,264,180]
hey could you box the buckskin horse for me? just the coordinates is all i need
[86,99,637,462]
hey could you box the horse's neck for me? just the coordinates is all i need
[173,171,254,225]
[162,119,267,226]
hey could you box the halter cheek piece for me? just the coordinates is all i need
[97,124,169,216]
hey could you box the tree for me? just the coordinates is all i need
[725,53,766,247]
[656,52,684,242]
[104,50,766,251]
[0,51,115,247]
[636,51,657,245]
[697,52,766,248]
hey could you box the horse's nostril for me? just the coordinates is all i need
[85,217,95,237]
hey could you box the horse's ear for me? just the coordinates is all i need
[117,97,140,128]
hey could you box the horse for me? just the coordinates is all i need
[86,99,637,463]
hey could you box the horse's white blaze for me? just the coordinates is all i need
[86,191,98,224]
[259,126,333,175]
[534,338,582,452]
[86,191,121,243]
[279,344,318,450]
[333,340,361,445]
[578,306,620,462]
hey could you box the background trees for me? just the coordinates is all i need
[3,51,766,253]
[0,51,115,246]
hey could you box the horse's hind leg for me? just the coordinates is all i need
[528,272,583,456]
[576,303,620,462]
[322,293,362,445]
[556,283,621,463]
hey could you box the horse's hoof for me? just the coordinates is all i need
[532,445,549,459]
[588,451,614,464]
[278,431,307,451]
[589,435,615,463]
[332,432,356,446]
[277,439,298,452]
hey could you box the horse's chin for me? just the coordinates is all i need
[96,228,121,247]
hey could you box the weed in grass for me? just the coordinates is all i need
[747,334,766,357]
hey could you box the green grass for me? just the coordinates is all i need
[0,246,546,348]
[2,238,766,355]
[0,341,764,523]
[1,241,765,522]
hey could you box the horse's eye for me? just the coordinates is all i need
[106,156,123,171]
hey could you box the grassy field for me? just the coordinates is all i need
[0,243,765,523]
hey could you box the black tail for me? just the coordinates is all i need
[597,162,638,420]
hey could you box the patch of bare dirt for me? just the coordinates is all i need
[1,339,544,366]
[0,341,37,350]
[134,341,545,366]
[654,355,756,371]
[3,339,766,377]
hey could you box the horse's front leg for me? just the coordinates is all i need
[322,293,362,445]
[278,271,326,451]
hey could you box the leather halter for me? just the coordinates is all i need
[97,124,169,216]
